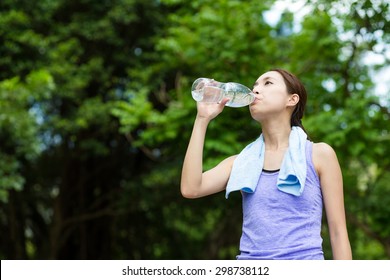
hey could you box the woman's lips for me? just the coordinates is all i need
[251,97,260,105]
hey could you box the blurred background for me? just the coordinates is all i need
[0,0,389,260]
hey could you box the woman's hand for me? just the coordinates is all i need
[196,97,230,121]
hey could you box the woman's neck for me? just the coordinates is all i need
[261,122,291,151]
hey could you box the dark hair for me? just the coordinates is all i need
[270,68,308,134]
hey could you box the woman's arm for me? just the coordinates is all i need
[181,99,234,199]
[313,142,352,260]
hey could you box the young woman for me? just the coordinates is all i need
[180,69,352,260]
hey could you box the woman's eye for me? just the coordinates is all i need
[265,81,272,85]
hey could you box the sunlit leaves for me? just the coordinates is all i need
[0,70,54,201]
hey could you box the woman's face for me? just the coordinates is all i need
[249,71,291,120]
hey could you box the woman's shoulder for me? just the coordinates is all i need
[311,142,338,173]
[312,142,336,155]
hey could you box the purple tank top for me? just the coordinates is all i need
[237,141,324,260]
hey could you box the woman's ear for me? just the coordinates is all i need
[287,93,299,107]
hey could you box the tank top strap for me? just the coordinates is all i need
[305,140,320,186]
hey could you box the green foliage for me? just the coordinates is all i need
[157,0,274,82]
[0,0,389,260]
[0,70,54,202]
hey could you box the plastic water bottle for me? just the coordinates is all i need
[191,78,255,108]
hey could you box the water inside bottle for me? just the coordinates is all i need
[223,83,255,107]
[225,92,255,107]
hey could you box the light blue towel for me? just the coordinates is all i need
[225,126,307,198]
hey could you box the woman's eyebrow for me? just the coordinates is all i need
[262,76,275,81]
[253,76,275,86]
